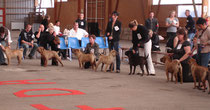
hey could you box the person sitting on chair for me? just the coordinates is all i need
[68,22,89,46]
[19,24,38,59]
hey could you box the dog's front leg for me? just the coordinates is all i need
[133,66,136,75]
[129,65,132,75]
[57,58,64,67]
[139,65,144,76]
[104,64,109,72]
[192,72,197,89]
[44,58,48,67]
[174,72,178,84]
[166,70,169,82]
[17,56,21,65]
[101,63,104,72]
[7,56,10,65]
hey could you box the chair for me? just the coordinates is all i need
[81,37,90,48]
[68,37,82,61]
[95,37,108,54]
[95,37,108,49]
[17,36,23,49]
[59,37,68,49]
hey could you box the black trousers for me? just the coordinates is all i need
[178,62,193,82]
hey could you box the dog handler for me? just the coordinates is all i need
[105,11,121,73]
[195,18,210,67]
[128,20,155,76]
[84,35,99,69]
[172,28,193,82]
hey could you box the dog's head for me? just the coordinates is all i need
[160,55,171,63]
[110,50,117,56]
[188,58,197,66]
[37,47,45,54]
[54,37,60,45]
[125,50,133,58]
[72,49,82,57]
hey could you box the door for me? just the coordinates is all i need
[0,8,5,26]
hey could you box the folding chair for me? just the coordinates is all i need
[68,37,82,61]
[95,37,109,54]
[81,37,90,50]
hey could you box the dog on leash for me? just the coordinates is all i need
[160,55,183,84]
[188,58,209,93]
[95,50,117,72]
[73,49,96,70]
[125,50,149,76]
[37,47,63,67]
[4,46,23,65]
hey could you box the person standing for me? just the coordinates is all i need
[195,18,210,67]
[145,11,160,63]
[166,10,179,51]
[76,13,86,30]
[129,20,155,76]
[185,10,196,47]
[172,28,193,82]
[41,15,50,32]
[105,11,121,73]
[19,24,38,59]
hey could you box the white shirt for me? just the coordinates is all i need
[53,25,60,35]
[68,28,88,40]
[63,29,70,36]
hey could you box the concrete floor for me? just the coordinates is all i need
[0,31,210,110]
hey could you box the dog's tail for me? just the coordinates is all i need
[144,54,149,60]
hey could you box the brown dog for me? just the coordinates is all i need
[37,47,63,67]
[73,49,96,70]
[160,55,183,84]
[188,58,209,93]
[95,50,117,72]
[4,47,23,65]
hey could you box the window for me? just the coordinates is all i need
[153,0,202,5]
[178,5,202,17]
[57,0,68,2]
[36,0,54,15]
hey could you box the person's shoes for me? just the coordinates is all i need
[28,55,33,59]
[150,74,156,76]
[116,70,120,73]
[0,63,8,66]
[107,69,111,72]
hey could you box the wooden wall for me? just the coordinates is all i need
[47,0,78,32]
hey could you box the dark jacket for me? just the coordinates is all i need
[84,42,99,59]
[105,20,121,42]
[76,19,86,30]
[19,29,34,45]
[41,19,48,32]
[132,25,150,50]
[185,15,196,34]
[145,18,159,33]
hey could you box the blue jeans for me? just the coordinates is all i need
[109,41,120,70]
[0,46,6,64]
[21,43,38,57]
[197,46,210,67]
[188,33,195,48]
